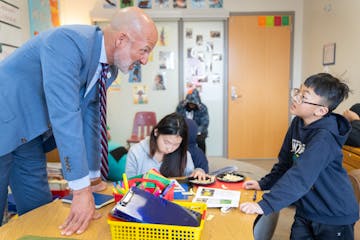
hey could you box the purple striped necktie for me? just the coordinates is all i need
[99,63,110,180]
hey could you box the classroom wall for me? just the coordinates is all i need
[302,0,360,113]
[60,0,302,156]
[59,0,96,24]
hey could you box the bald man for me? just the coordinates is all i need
[0,7,157,235]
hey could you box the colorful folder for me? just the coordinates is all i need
[110,187,201,227]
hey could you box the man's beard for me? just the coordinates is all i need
[113,47,132,74]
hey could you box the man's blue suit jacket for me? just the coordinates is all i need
[0,25,118,181]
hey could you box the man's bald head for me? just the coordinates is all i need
[108,7,157,45]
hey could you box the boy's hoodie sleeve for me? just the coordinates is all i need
[258,130,336,215]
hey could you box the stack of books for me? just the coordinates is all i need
[47,162,69,198]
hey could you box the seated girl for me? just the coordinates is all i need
[125,112,206,179]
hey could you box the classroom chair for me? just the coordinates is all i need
[127,111,157,147]
[253,212,280,240]
[348,169,360,204]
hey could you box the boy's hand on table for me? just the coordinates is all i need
[243,180,261,190]
[59,186,101,236]
[239,202,264,214]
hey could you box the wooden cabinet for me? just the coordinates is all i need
[342,145,360,172]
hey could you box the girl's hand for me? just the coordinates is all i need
[191,168,207,180]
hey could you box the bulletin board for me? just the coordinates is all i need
[182,21,225,156]
[0,0,22,61]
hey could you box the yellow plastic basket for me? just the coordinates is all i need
[108,201,207,240]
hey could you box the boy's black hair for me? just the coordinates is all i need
[304,73,350,112]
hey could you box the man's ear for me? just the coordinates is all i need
[115,32,130,48]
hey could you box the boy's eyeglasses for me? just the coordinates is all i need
[291,88,325,107]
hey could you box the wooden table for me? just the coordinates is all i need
[0,158,266,240]
[0,189,260,240]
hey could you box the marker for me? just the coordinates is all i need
[161,181,175,198]
[252,190,257,201]
[122,173,129,191]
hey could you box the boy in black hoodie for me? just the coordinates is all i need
[240,73,359,239]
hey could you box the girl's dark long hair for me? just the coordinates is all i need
[149,112,188,177]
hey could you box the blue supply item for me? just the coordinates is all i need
[111,186,201,226]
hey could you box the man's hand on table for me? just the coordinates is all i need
[59,186,101,236]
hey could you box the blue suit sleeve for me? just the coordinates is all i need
[40,29,91,181]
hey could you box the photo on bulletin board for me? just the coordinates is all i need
[137,0,152,9]
[323,43,336,65]
[120,0,134,8]
[154,0,170,8]
[196,35,204,46]
[209,0,223,8]
[186,28,193,39]
[210,30,221,38]
[133,85,148,104]
[128,63,141,83]
[153,72,166,91]
[174,0,187,8]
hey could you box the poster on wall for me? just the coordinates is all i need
[109,76,122,91]
[133,85,148,104]
[154,0,170,8]
[128,63,142,82]
[120,0,134,8]
[153,72,166,90]
[28,0,60,36]
[191,0,205,8]
[173,0,186,8]
[159,50,175,70]
[137,0,152,9]
[209,0,222,8]
[158,26,168,46]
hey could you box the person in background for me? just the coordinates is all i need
[176,89,209,153]
[185,118,209,173]
[0,7,157,236]
[343,103,360,147]
[240,73,359,239]
[125,112,206,179]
